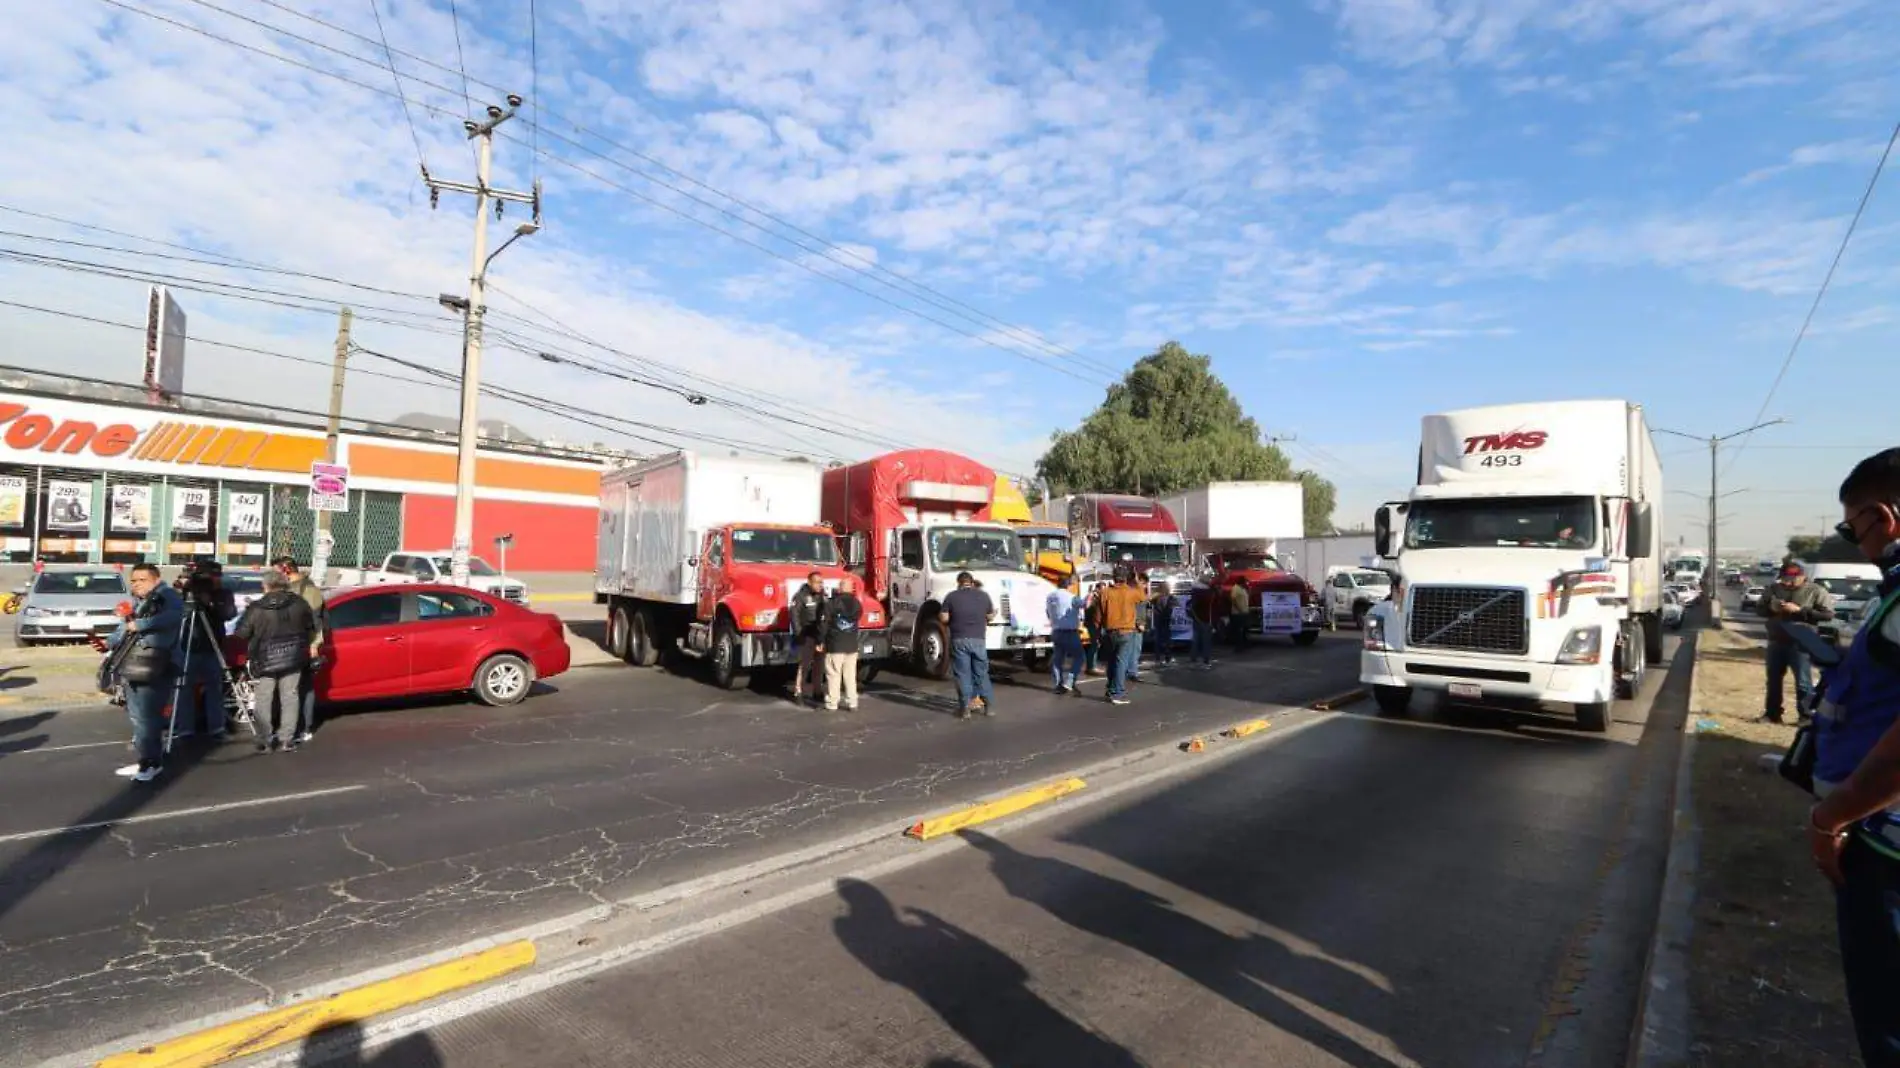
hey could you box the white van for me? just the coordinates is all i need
[1802,561,1884,621]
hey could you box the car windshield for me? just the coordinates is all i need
[1350,570,1390,586]
[929,527,1028,572]
[1817,577,1881,600]
[1405,495,1597,550]
[428,556,499,577]
[33,571,127,595]
[1745,587,1764,595]
[1105,542,1184,567]
[1218,552,1280,571]
[1026,534,1068,557]
[225,573,264,595]
[731,528,838,564]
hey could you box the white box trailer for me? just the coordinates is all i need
[1361,399,1664,733]
[1159,482,1305,554]
[1274,535,1379,580]
[595,452,888,688]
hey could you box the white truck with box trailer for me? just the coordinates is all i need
[1360,400,1665,733]
[1157,482,1305,559]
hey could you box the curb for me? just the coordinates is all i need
[96,941,535,1068]
[904,777,1087,840]
[1310,687,1367,711]
[1626,631,1704,1067]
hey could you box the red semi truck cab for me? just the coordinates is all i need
[1204,550,1322,646]
[685,523,888,686]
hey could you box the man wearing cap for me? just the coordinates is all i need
[941,571,995,719]
[1761,560,1835,724]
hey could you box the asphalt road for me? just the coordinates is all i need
[404,631,1693,1068]
[0,630,1361,1065]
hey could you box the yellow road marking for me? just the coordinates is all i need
[96,941,535,1068]
[904,778,1087,841]
[1221,719,1271,739]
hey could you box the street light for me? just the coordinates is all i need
[1654,419,1786,623]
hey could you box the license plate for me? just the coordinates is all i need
[1449,682,1483,701]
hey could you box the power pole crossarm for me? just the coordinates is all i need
[422,96,542,587]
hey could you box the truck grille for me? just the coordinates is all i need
[998,593,1012,621]
[1407,586,1528,654]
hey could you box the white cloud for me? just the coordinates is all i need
[1739,138,1890,184]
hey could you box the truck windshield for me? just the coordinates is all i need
[1405,496,1597,550]
[1217,551,1279,571]
[1104,542,1183,567]
[1817,577,1880,600]
[731,528,838,564]
[930,527,1028,572]
[429,556,499,576]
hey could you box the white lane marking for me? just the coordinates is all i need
[5,740,127,754]
[0,785,367,845]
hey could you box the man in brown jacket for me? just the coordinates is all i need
[1760,560,1835,724]
[1097,568,1146,706]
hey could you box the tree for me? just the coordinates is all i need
[1788,533,1864,564]
[1036,341,1338,534]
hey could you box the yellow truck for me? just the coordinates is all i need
[991,476,1075,584]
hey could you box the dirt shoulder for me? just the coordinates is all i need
[1685,626,1858,1066]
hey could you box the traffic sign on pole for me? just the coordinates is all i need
[309,461,350,513]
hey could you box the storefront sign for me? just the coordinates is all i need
[0,403,139,458]
[111,484,153,533]
[0,398,323,475]
[309,461,349,512]
[0,474,25,528]
[228,492,265,537]
[171,486,211,533]
[46,480,92,531]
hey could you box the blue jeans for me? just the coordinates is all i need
[1051,630,1084,688]
[126,677,172,767]
[1190,620,1214,664]
[184,656,226,735]
[1107,632,1141,698]
[1150,623,1172,662]
[1836,835,1900,1068]
[951,637,992,708]
[1765,640,1814,718]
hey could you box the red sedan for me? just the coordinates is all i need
[227,585,571,706]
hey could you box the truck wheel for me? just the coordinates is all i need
[1351,601,1371,629]
[1373,685,1411,717]
[1292,630,1320,647]
[709,621,746,690]
[629,607,659,668]
[1575,701,1610,733]
[474,654,534,706]
[856,661,881,687]
[1642,613,1664,664]
[914,619,951,680]
[608,604,633,661]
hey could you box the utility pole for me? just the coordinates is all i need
[310,307,352,586]
[423,95,542,586]
[1656,419,1786,629]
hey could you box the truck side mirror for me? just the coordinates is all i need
[1627,503,1654,559]
[1374,505,1394,559]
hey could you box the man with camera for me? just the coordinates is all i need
[175,559,237,740]
[105,564,184,783]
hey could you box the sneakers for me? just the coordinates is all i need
[283,739,301,752]
[114,763,142,778]
[294,731,313,744]
[131,764,162,783]
[1110,696,1132,706]
[1053,685,1070,696]
[979,699,994,718]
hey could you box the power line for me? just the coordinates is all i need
[1724,116,1900,480]
[365,0,426,174]
[138,0,1119,381]
[0,225,435,301]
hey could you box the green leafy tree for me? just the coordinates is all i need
[1036,341,1338,535]
[1788,533,1865,564]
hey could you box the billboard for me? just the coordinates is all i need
[144,285,187,398]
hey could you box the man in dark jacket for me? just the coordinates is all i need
[818,576,864,712]
[106,564,184,783]
[791,571,828,705]
[273,556,326,743]
[237,571,319,752]
[1762,560,1836,724]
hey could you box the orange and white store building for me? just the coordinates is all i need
[0,389,608,572]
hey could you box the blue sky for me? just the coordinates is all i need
[1,0,1897,557]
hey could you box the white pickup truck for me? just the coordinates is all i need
[331,551,529,603]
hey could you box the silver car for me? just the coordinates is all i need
[14,567,131,644]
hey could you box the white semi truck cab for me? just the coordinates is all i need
[1360,400,1666,733]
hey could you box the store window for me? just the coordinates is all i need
[38,467,100,564]
[103,476,156,565]
[0,464,33,564]
[222,482,269,566]
[165,479,219,565]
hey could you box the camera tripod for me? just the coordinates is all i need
[163,599,257,754]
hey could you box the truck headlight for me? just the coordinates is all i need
[1363,614,1391,651]
[747,608,779,628]
[1557,625,1602,665]
[21,606,46,618]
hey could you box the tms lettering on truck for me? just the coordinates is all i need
[594,452,889,691]
[823,450,1057,679]
[1361,399,1665,733]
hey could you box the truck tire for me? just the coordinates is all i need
[857,661,881,687]
[1642,613,1664,664]
[629,607,660,668]
[913,618,951,680]
[1373,685,1411,717]
[1351,601,1371,629]
[1575,701,1610,733]
[474,654,534,706]
[608,604,633,661]
[709,620,746,690]
[1292,630,1320,647]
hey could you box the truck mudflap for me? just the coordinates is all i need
[741,629,895,667]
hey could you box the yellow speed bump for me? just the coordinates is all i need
[1221,719,1271,739]
[904,778,1087,841]
[1310,688,1368,712]
[97,941,536,1068]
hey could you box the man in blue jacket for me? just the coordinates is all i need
[1807,447,1900,1066]
[106,563,184,783]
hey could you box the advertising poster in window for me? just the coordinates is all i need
[111,484,153,533]
[227,492,265,538]
[46,480,92,531]
[0,475,25,528]
[171,486,211,534]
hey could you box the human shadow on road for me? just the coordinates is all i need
[961,831,1404,1068]
[297,1021,443,1067]
[0,709,55,756]
[0,666,38,691]
[831,877,1149,1068]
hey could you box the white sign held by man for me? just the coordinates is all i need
[308,461,349,512]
